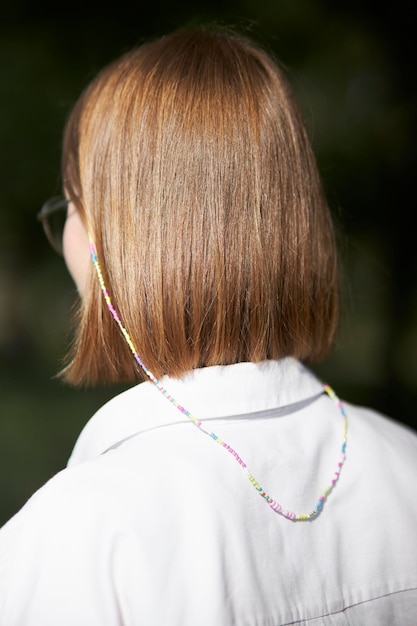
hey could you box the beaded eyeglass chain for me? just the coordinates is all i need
[89,238,347,521]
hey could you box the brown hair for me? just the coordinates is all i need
[61,25,339,386]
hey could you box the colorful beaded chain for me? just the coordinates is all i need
[90,239,348,521]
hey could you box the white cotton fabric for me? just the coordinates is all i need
[0,358,416,625]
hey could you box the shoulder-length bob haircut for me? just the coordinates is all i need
[61,25,339,385]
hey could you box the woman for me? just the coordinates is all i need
[1,25,416,626]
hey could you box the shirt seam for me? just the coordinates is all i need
[281,586,417,625]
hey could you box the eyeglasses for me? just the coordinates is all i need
[37,196,69,255]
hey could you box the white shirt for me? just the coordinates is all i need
[0,358,416,625]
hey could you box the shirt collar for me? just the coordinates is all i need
[156,357,323,418]
[68,358,324,465]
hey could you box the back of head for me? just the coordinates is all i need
[62,25,339,385]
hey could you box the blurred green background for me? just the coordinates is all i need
[1,0,416,526]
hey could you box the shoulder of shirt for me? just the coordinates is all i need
[341,400,417,475]
[67,380,175,466]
